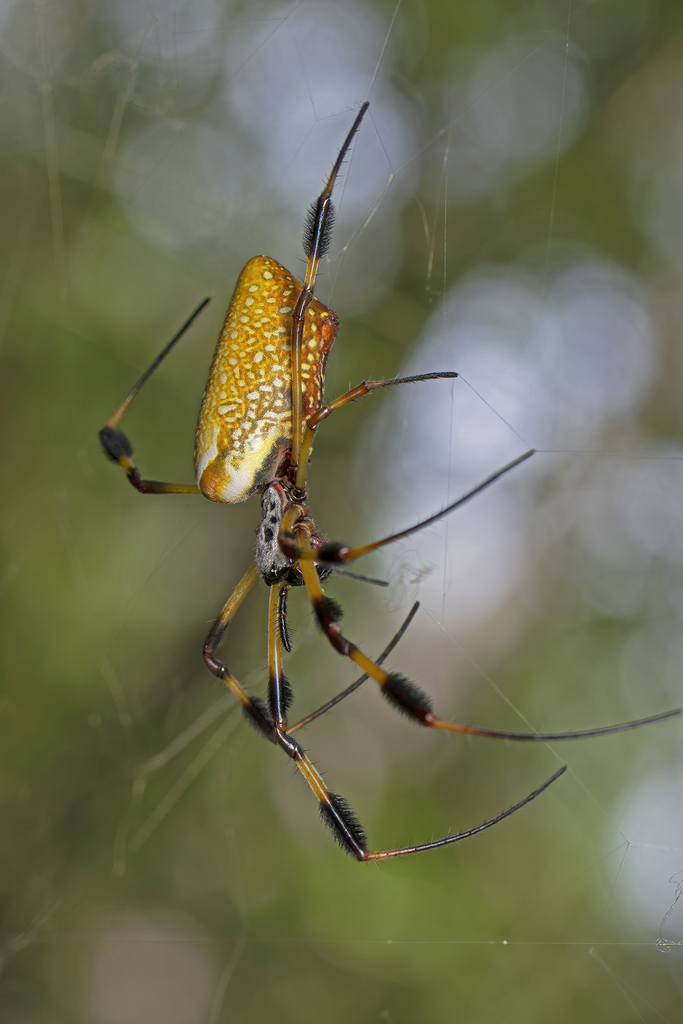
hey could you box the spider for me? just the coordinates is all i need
[100,103,680,861]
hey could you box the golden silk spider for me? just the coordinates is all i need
[100,103,680,861]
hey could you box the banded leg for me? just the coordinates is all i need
[279,736,566,860]
[290,103,369,467]
[99,298,209,494]
[202,563,275,740]
[287,601,420,734]
[283,449,535,563]
[294,372,461,492]
[294,540,680,742]
[263,577,568,859]
[259,576,370,855]
[268,582,293,729]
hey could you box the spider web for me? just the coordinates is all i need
[1,0,683,1021]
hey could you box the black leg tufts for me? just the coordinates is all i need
[319,792,367,855]
[313,595,344,630]
[303,200,335,259]
[278,586,293,653]
[381,673,433,720]
[279,614,292,653]
[99,425,133,461]
[242,696,273,734]
[318,541,346,563]
[269,674,294,718]
[280,675,294,713]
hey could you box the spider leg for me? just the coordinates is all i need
[294,371,461,491]
[294,545,681,742]
[293,743,566,861]
[264,581,567,860]
[287,601,420,734]
[99,297,210,494]
[99,427,200,494]
[328,567,389,586]
[268,582,294,729]
[360,765,567,861]
[291,102,369,466]
[277,584,294,653]
[284,450,535,563]
[202,563,275,740]
[258,574,369,856]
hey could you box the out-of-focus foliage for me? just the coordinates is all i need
[1,0,683,1021]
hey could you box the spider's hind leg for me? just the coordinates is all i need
[262,568,566,860]
[295,551,435,723]
[293,538,681,743]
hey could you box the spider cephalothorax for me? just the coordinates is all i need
[255,481,332,589]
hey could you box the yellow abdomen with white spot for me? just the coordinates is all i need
[195,256,339,503]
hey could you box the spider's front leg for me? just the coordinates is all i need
[99,298,209,495]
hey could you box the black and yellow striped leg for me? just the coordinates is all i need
[267,583,294,730]
[293,372,461,492]
[269,588,567,859]
[278,735,370,860]
[259,548,564,859]
[287,734,565,859]
[99,431,201,495]
[202,563,275,740]
[287,602,420,734]
[284,451,535,563]
[262,580,368,857]
[99,298,209,495]
[295,551,680,744]
[290,102,369,467]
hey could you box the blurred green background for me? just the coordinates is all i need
[2,0,683,1021]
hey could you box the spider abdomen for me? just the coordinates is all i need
[194,255,338,503]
